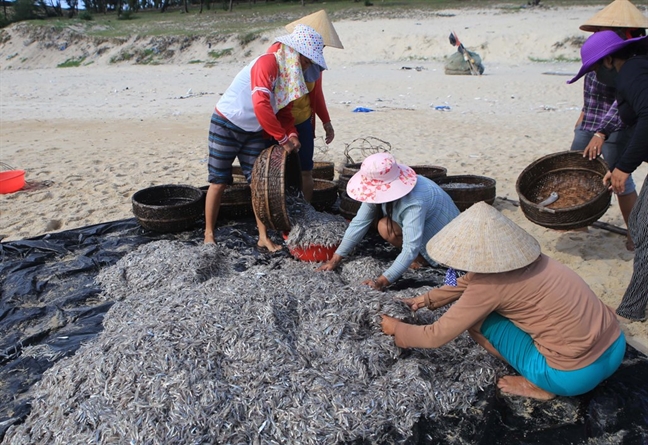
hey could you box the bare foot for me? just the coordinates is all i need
[626,237,635,252]
[409,260,423,270]
[204,233,215,244]
[257,238,283,252]
[497,376,555,401]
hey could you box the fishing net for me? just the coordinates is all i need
[343,137,392,165]
[444,50,485,76]
[1,218,647,444]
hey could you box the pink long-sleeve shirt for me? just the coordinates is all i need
[393,254,621,371]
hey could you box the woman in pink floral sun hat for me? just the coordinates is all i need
[317,153,460,290]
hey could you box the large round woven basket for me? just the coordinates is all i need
[341,162,362,176]
[312,161,335,181]
[516,151,612,230]
[337,174,353,197]
[132,184,204,233]
[434,175,496,212]
[339,191,361,220]
[411,165,448,182]
[251,145,302,231]
[311,179,338,212]
[200,179,253,221]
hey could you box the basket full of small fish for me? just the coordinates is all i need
[283,196,348,262]
[516,151,612,231]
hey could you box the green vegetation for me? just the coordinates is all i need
[57,56,87,67]
[208,48,232,59]
[237,32,259,47]
[1,1,610,34]
[79,11,93,21]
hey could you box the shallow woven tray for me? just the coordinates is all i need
[251,145,302,231]
[434,175,496,212]
[516,151,611,230]
[311,179,338,212]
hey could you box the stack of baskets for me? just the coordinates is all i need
[516,151,611,230]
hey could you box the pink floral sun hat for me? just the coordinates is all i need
[346,153,418,204]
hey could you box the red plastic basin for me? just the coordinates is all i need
[289,244,338,262]
[0,170,25,194]
[282,232,338,262]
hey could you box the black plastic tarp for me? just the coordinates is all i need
[1,218,647,444]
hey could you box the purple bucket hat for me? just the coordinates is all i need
[567,30,647,84]
[346,153,418,204]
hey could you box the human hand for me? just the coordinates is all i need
[605,168,629,195]
[323,122,335,144]
[401,295,427,312]
[582,135,603,161]
[362,276,389,291]
[281,136,301,154]
[380,314,400,336]
[316,254,342,272]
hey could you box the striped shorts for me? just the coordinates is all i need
[207,112,265,184]
[616,173,648,321]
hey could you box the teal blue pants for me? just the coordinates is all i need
[480,312,626,396]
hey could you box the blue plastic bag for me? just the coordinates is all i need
[352,107,374,113]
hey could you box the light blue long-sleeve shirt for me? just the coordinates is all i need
[336,176,460,283]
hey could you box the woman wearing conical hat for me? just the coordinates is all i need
[569,31,648,323]
[204,24,327,250]
[381,203,625,400]
[266,10,343,202]
[570,0,647,251]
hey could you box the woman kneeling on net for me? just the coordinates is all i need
[381,202,626,400]
[317,152,459,290]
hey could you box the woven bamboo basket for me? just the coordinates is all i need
[132,184,204,232]
[516,151,611,230]
[411,165,448,183]
[200,180,253,220]
[312,161,335,181]
[339,191,362,220]
[251,145,302,231]
[311,179,338,212]
[434,175,496,212]
[341,162,362,176]
[337,174,353,197]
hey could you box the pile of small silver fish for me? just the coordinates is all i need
[286,197,349,249]
[4,240,506,445]
[439,183,481,189]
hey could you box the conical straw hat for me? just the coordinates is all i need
[580,0,648,32]
[285,10,344,49]
[426,202,541,273]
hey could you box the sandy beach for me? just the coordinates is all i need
[1,3,647,352]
